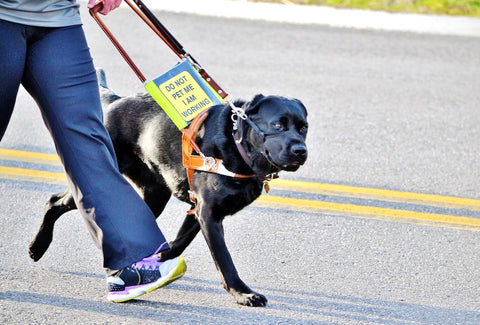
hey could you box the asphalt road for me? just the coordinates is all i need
[1,3,480,324]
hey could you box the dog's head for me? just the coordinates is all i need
[235,94,308,175]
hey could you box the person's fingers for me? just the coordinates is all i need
[87,0,98,9]
[101,0,122,15]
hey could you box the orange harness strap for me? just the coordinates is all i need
[181,108,255,214]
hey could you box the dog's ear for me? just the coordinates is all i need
[293,98,308,117]
[233,98,246,108]
[250,94,265,106]
[231,95,265,111]
[245,94,266,115]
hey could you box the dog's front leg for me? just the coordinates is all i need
[158,213,201,261]
[197,205,267,307]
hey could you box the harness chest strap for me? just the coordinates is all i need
[181,108,255,210]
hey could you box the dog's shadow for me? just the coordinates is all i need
[2,272,478,324]
[172,277,480,324]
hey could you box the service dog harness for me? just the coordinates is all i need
[182,105,278,214]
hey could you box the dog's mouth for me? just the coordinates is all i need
[282,161,304,172]
[265,150,306,172]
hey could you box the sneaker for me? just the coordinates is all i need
[106,255,186,303]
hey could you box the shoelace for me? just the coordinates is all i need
[132,255,160,270]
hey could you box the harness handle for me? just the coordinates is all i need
[89,1,146,82]
[130,0,186,58]
[89,0,229,99]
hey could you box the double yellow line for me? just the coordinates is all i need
[258,180,480,231]
[2,148,480,231]
[0,148,65,185]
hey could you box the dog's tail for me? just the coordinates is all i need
[96,68,121,108]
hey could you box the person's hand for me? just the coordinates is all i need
[88,0,122,15]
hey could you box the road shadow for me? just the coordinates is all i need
[0,290,292,324]
[1,274,479,324]
[261,287,480,324]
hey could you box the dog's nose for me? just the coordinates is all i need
[291,143,307,157]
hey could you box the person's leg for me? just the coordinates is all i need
[21,24,167,274]
[0,20,26,140]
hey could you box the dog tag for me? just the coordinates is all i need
[263,181,270,193]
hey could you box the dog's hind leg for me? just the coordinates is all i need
[29,190,76,261]
[157,213,200,261]
[140,178,172,217]
[118,153,173,218]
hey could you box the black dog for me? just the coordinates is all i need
[29,69,308,307]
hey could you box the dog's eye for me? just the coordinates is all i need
[272,122,283,130]
[299,125,308,134]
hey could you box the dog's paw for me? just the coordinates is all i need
[157,247,180,261]
[28,233,52,262]
[234,292,268,307]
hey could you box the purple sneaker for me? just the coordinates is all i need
[107,255,186,303]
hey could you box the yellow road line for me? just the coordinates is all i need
[270,179,480,211]
[2,150,480,231]
[0,166,67,185]
[0,148,61,166]
[255,195,480,231]
[2,148,479,210]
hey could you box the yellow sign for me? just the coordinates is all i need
[159,71,213,122]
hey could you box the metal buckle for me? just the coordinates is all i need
[203,156,217,171]
[229,102,247,120]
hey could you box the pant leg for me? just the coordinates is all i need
[0,19,26,140]
[21,24,168,275]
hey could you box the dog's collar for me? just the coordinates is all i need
[231,105,282,175]
[232,130,279,182]
[182,107,262,213]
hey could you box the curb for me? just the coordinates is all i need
[142,0,480,37]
